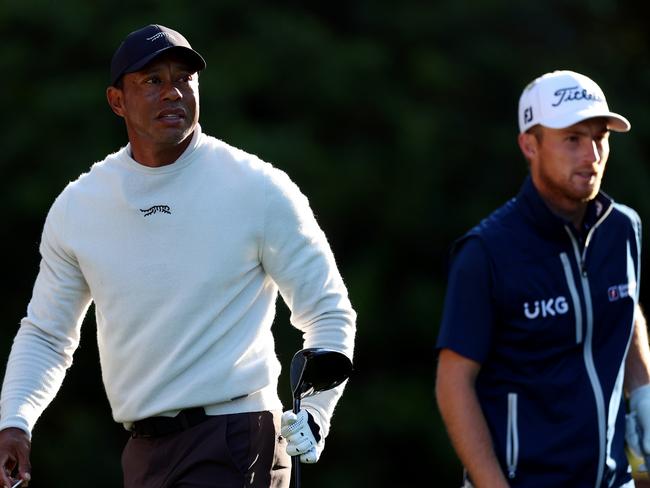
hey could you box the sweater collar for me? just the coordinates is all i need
[122,124,203,173]
[516,175,613,239]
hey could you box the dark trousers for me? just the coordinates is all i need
[122,410,290,488]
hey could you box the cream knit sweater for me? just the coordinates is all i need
[0,127,356,439]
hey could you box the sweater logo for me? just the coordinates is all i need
[524,296,569,319]
[140,205,172,217]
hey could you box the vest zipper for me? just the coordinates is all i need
[560,252,583,344]
[506,392,519,479]
[564,211,611,488]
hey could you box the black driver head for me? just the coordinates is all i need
[290,348,353,400]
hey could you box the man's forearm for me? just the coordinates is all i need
[625,304,650,393]
[436,349,509,488]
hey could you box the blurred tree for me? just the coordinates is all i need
[1,0,649,486]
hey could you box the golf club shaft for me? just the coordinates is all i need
[288,348,352,488]
[292,397,301,488]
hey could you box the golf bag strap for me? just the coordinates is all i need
[131,407,208,438]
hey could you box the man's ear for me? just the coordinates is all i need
[106,86,125,118]
[517,132,537,160]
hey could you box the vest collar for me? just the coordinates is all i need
[516,176,613,240]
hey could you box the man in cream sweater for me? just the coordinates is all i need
[0,24,356,488]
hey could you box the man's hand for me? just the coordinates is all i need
[628,383,650,481]
[280,409,323,463]
[626,411,649,479]
[0,428,31,488]
[631,384,650,455]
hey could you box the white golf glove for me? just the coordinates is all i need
[280,409,324,463]
[627,384,650,476]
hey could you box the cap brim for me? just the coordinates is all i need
[543,109,631,133]
[121,46,206,80]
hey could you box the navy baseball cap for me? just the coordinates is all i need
[110,24,206,86]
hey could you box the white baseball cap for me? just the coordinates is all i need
[518,70,630,134]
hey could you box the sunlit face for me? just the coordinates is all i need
[523,118,610,212]
[107,52,200,164]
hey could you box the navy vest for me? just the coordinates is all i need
[463,177,641,487]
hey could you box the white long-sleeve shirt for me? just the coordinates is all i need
[0,126,356,438]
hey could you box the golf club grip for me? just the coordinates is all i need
[292,398,301,488]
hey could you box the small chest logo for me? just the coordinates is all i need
[524,296,569,319]
[608,281,636,302]
[140,205,171,217]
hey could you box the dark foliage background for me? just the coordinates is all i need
[2,1,650,486]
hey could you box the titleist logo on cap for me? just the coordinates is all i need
[552,86,604,107]
[517,70,630,133]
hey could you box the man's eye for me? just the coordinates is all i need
[145,77,161,84]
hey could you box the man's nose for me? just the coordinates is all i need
[162,83,182,101]
[586,139,600,164]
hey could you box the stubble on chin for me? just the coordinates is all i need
[574,183,601,204]
[160,123,196,146]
